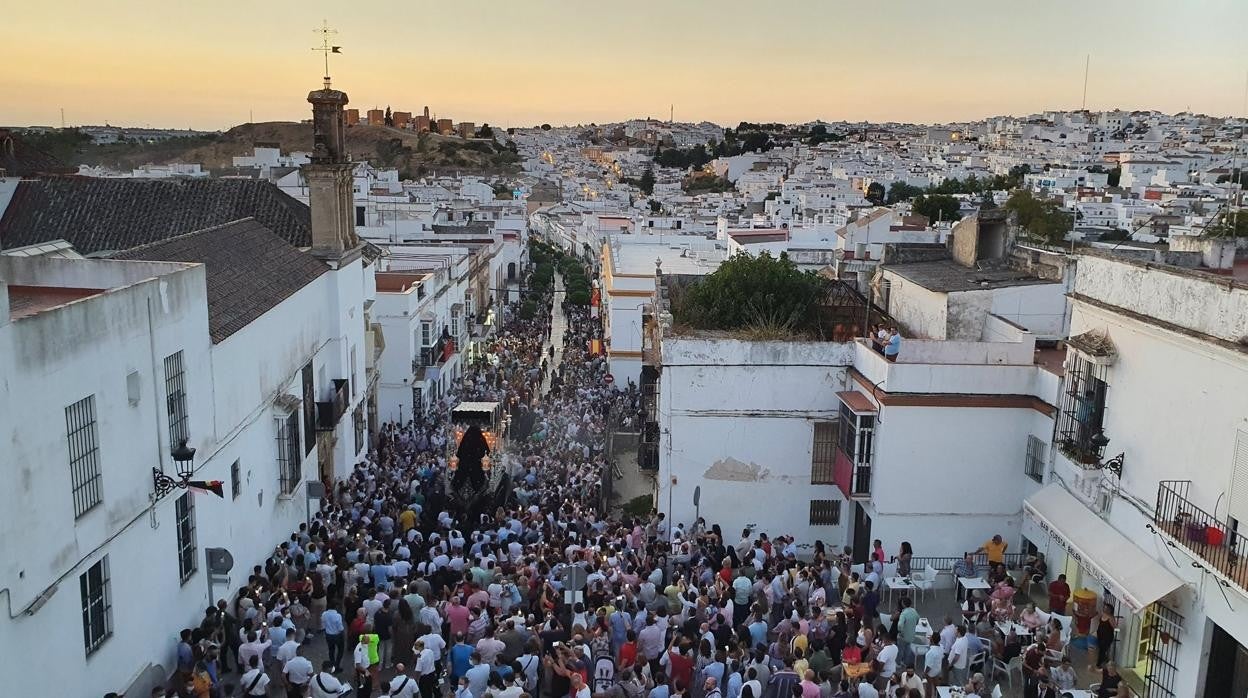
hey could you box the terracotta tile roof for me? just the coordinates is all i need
[0,176,312,255]
[116,218,328,343]
[0,131,77,177]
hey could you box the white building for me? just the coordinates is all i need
[600,237,726,385]
[0,82,374,698]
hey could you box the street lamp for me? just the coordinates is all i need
[152,439,223,499]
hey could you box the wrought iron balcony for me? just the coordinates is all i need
[1153,480,1248,592]
[315,378,349,431]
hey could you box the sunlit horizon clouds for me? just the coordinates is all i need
[3,0,1246,131]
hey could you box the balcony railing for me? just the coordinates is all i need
[1154,480,1248,592]
[315,378,350,431]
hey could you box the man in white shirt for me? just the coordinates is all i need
[387,663,419,698]
[310,660,350,697]
[239,630,272,674]
[939,617,958,654]
[355,635,374,698]
[949,626,971,688]
[923,642,945,687]
[420,628,447,661]
[240,655,271,697]
[284,642,315,695]
[276,629,304,667]
[415,639,439,698]
[876,633,899,681]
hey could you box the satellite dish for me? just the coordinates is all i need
[206,547,234,574]
[693,486,701,507]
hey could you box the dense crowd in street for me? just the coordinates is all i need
[151,263,1126,698]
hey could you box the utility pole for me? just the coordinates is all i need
[1081,55,1090,111]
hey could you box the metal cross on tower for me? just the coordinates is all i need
[312,20,341,88]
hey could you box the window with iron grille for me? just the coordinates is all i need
[421,321,433,347]
[1025,435,1046,483]
[301,362,315,455]
[175,492,197,583]
[451,307,461,339]
[353,402,366,454]
[230,460,241,500]
[837,402,875,466]
[164,351,188,449]
[811,421,838,484]
[277,412,302,495]
[80,556,112,655]
[810,499,842,526]
[1056,354,1109,465]
[66,395,102,518]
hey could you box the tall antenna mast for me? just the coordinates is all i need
[1081,54,1090,110]
[60,108,65,129]
[670,104,674,124]
[312,20,341,89]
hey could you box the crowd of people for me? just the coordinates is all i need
[147,258,1126,698]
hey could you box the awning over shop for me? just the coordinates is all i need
[1024,484,1185,613]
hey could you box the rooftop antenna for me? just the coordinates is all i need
[1081,54,1090,111]
[312,20,341,89]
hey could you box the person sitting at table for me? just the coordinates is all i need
[1019,603,1044,632]
[962,671,992,697]
[1034,673,1061,698]
[961,592,988,626]
[986,563,1008,588]
[953,555,977,578]
[1050,657,1077,690]
[993,625,1023,663]
[1021,553,1047,595]
[989,578,1017,622]
[952,555,977,602]
[1095,661,1123,698]
[1043,619,1064,661]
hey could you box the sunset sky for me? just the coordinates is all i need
[4,0,1246,131]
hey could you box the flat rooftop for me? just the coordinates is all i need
[884,259,1058,293]
[611,241,726,277]
[7,285,104,321]
[376,272,432,293]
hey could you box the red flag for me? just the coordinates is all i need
[188,480,225,498]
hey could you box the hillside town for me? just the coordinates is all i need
[0,73,1246,698]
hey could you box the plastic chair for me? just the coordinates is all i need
[1049,612,1073,642]
[991,655,1023,687]
[969,650,987,674]
[912,569,936,602]
[991,684,1004,698]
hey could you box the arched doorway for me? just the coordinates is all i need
[507,262,516,280]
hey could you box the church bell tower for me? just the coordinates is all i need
[303,83,360,262]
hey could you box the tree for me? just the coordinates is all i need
[1106,167,1121,187]
[1206,212,1248,238]
[741,131,772,153]
[648,199,662,214]
[540,123,552,131]
[886,182,924,204]
[673,251,831,337]
[476,123,494,139]
[865,182,886,205]
[638,168,656,196]
[384,106,393,127]
[1005,190,1072,244]
[912,194,961,223]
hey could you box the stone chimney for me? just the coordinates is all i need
[303,85,360,261]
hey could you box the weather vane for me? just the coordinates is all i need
[312,20,341,88]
